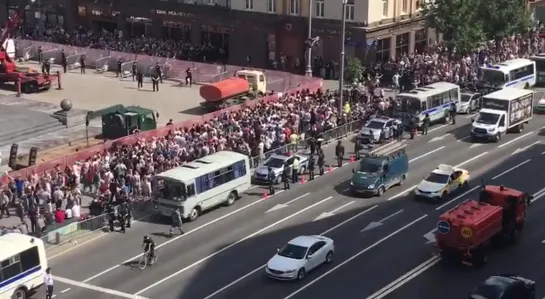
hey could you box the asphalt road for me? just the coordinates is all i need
[34,110,545,299]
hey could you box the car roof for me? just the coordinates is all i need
[431,168,452,175]
[369,117,391,123]
[288,235,324,247]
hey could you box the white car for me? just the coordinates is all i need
[414,164,470,201]
[265,235,335,280]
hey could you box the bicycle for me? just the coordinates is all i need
[138,250,158,270]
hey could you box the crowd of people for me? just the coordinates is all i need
[4,21,545,235]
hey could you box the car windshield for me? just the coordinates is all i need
[365,121,384,129]
[154,179,187,201]
[398,96,422,113]
[461,94,472,102]
[277,243,308,260]
[425,173,450,184]
[470,284,502,299]
[475,112,500,125]
[264,158,286,168]
[360,162,380,173]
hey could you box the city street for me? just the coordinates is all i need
[39,113,545,299]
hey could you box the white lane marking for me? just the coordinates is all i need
[541,151,545,155]
[408,146,445,163]
[531,186,545,204]
[466,113,478,119]
[427,124,448,133]
[134,196,335,295]
[283,215,429,299]
[492,159,531,180]
[53,276,148,299]
[330,201,355,214]
[285,192,310,205]
[387,185,417,201]
[265,193,311,213]
[511,141,541,155]
[314,201,355,221]
[498,131,533,148]
[48,232,108,260]
[366,256,441,299]
[457,135,470,142]
[82,190,283,282]
[435,186,481,211]
[61,288,71,293]
[455,152,488,168]
[202,205,381,299]
[469,143,482,149]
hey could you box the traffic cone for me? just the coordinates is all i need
[263,191,268,199]
[350,155,355,163]
[300,176,306,184]
[328,165,332,172]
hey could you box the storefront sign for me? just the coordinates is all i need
[151,9,194,17]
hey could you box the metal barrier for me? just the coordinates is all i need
[40,213,107,248]
[248,119,363,169]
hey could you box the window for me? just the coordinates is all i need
[395,32,409,59]
[414,29,427,54]
[195,160,247,193]
[375,37,391,62]
[267,0,276,12]
[19,247,40,272]
[316,0,325,18]
[345,0,355,21]
[382,0,388,17]
[1,254,22,282]
[245,0,254,10]
[402,0,408,13]
[510,65,535,80]
[290,0,300,15]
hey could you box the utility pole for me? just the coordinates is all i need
[338,0,347,114]
[305,0,320,77]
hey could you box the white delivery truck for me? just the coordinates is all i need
[470,88,533,142]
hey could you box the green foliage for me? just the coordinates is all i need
[345,57,364,84]
[423,0,532,54]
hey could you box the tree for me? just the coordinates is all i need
[478,0,532,40]
[345,57,364,84]
[423,0,486,54]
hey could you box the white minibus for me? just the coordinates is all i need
[480,58,536,89]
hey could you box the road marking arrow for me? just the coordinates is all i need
[313,201,354,222]
[265,192,310,213]
[469,143,482,149]
[541,239,545,244]
[423,228,437,244]
[428,134,450,143]
[511,141,541,156]
[361,209,404,232]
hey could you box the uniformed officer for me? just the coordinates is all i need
[125,201,132,228]
[79,55,86,74]
[335,140,345,168]
[136,69,144,89]
[267,167,275,195]
[154,63,163,83]
[409,119,416,140]
[37,46,43,64]
[151,72,160,92]
[282,163,290,190]
[118,202,128,233]
[292,157,300,183]
[308,155,315,181]
[450,102,457,125]
[116,59,122,78]
[422,113,430,135]
[354,138,362,160]
[61,49,67,73]
[396,121,404,141]
[316,132,324,151]
[308,137,316,156]
[318,149,325,175]
[131,62,137,81]
[44,59,51,76]
[185,68,192,87]
[107,204,116,232]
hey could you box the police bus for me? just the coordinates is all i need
[0,234,48,299]
[480,58,536,89]
[394,82,460,127]
[152,151,251,222]
[530,53,545,86]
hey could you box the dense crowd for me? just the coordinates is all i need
[5,22,545,235]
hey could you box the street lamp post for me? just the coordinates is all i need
[305,0,319,77]
[338,0,347,114]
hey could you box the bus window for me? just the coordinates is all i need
[421,101,427,111]
[156,179,186,201]
[259,75,265,82]
[432,95,441,107]
[1,255,21,282]
[186,183,196,197]
[450,89,459,102]
[398,96,421,113]
[481,69,506,86]
[19,247,40,272]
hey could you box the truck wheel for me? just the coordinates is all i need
[494,133,501,142]
[518,124,524,133]
[377,186,385,196]
[444,114,450,124]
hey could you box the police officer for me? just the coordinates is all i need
[44,59,51,76]
[185,68,192,87]
[132,62,137,81]
[118,202,128,233]
[154,63,163,83]
[422,113,430,135]
[116,59,122,78]
[107,204,116,232]
[267,167,275,195]
[335,140,345,168]
[396,121,404,141]
[136,69,144,89]
[79,55,86,74]
[125,201,132,228]
[37,46,43,64]
[282,163,290,190]
[61,49,67,73]
[354,138,362,160]
[308,136,316,156]
[308,155,315,181]
[151,71,160,92]
[292,157,300,183]
[169,208,184,237]
[450,102,457,125]
[318,149,325,175]
[409,118,416,139]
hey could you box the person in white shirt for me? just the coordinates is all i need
[72,204,81,219]
[44,267,54,299]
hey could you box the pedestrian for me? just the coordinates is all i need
[308,155,315,181]
[132,62,137,81]
[151,72,160,92]
[44,267,54,299]
[318,149,325,175]
[185,67,192,87]
[267,167,275,195]
[335,140,344,168]
[155,63,163,83]
[79,55,85,74]
[354,138,362,160]
[61,49,67,73]
[118,202,128,233]
[422,113,430,135]
[282,163,290,190]
[450,102,457,125]
[137,69,144,89]
[291,157,300,183]
[107,204,115,232]
[169,208,184,237]
[116,59,122,78]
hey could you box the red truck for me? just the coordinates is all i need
[435,185,532,266]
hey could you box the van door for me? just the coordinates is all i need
[383,163,395,189]
[498,114,507,133]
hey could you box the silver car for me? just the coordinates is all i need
[253,153,309,184]
[458,92,482,114]
[357,116,396,143]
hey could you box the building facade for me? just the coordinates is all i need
[3,0,436,68]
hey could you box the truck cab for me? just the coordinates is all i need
[235,70,267,94]
[471,88,533,142]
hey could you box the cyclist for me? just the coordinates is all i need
[142,235,156,261]
[169,208,184,237]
